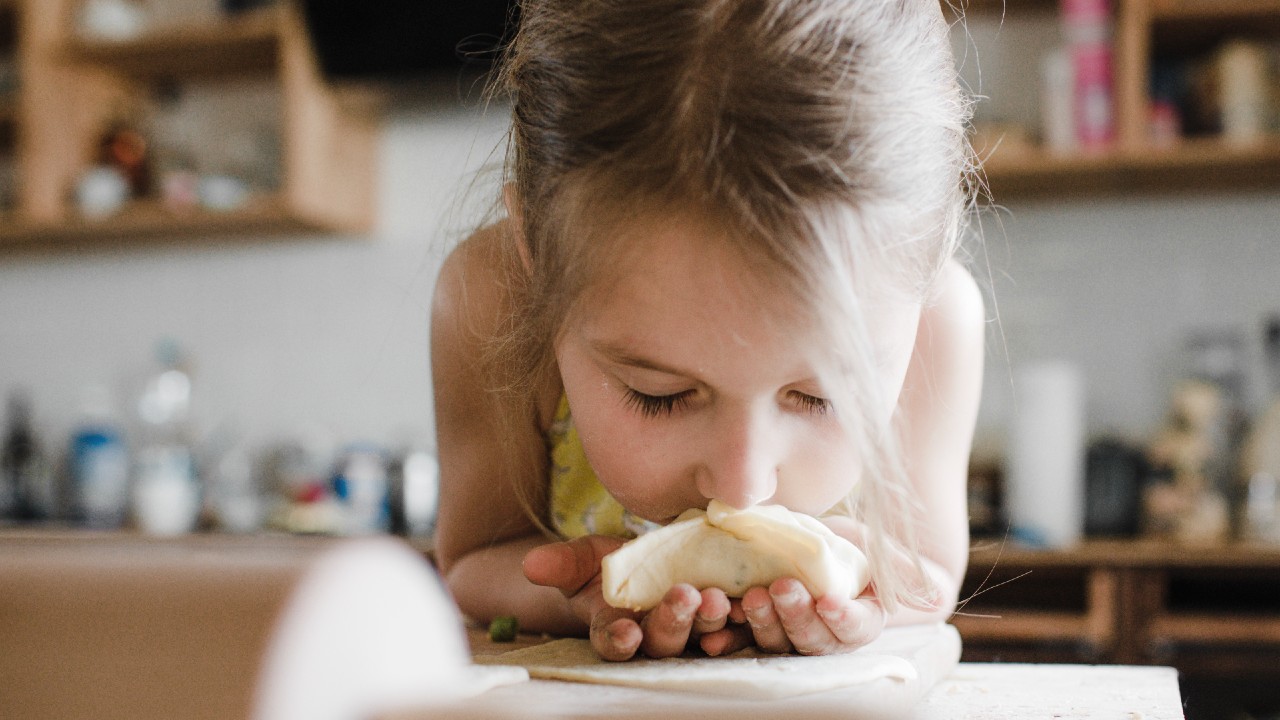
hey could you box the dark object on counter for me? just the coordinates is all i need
[2,392,54,522]
[1085,438,1146,537]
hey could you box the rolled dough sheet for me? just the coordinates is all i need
[475,623,960,702]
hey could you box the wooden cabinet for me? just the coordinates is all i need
[0,0,375,250]
[960,0,1280,198]
[957,540,1280,719]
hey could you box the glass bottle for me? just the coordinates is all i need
[2,391,55,522]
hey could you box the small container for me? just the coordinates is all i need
[1061,0,1115,150]
[75,166,129,218]
[78,0,149,41]
[332,444,390,534]
[70,385,130,529]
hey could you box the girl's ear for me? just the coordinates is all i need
[503,183,533,275]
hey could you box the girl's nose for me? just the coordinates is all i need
[695,406,780,510]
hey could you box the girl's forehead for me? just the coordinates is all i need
[566,214,920,377]
[581,214,786,314]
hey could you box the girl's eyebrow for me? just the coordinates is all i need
[589,340,695,377]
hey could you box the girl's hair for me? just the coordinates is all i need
[484,0,977,612]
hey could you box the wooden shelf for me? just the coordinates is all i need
[3,0,376,250]
[0,196,332,250]
[957,0,1280,199]
[984,135,1280,198]
[960,538,1280,681]
[953,609,1097,642]
[968,537,1280,568]
[1151,612,1280,644]
[1150,0,1280,21]
[59,8,280,80]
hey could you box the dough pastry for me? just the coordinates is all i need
[478,637,914,700]
[473,624,964,701]
[601,500,870,611]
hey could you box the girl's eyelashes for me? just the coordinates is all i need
[791,391,832,415]
[622,387,831,417]
[623,388,695,418]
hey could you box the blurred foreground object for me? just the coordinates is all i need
[0,534,509,720]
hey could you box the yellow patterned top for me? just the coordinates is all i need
[547,394,659,539]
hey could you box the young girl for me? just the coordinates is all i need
[432,0,985,662]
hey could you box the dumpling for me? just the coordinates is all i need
[601,500,870,612]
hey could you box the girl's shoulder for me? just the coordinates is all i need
[905,259,985,401]
[923,259,984,337]
[432,220,517,332]
[431,220,564,430]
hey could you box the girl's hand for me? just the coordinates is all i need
[699,514,899,656]
[523,537,736,661]
[725,578,887,655]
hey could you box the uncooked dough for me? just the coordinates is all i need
[473,624,964,701]
[601,500,870,611]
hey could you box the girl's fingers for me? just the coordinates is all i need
[638,584,701,658]
[698,623,754,657]
[692,587,731,636]
[590,607,643,662]
[523,536,627,598]
[741,585,793,654]
[815,594,886,648]
[769,577,840,655]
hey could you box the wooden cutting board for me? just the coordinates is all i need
[458,623,961,720]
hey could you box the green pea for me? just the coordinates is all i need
[488,615,519,642]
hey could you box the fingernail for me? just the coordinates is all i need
[817,604,849,627]
[774,589,802,608]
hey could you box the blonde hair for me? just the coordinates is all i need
[485,0,977,612]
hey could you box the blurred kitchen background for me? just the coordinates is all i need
[1,1,1280,716]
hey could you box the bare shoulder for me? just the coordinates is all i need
[431,221,515,343]
[921,259,985,343]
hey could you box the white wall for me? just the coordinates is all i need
[973,193,1280,458]
[0,100,510,455]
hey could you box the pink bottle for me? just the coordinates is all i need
[1062,0,1115,150]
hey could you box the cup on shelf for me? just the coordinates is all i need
[75,166,129,219]
[77,0,150,41]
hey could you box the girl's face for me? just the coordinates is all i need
[554,216,921,524]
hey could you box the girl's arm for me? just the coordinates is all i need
[891,258,986,624]
[430,225,581,635]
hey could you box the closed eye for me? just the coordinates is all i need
[624,389,696,418]
[790,391,831,416]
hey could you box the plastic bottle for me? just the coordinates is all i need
[2,391,55,522]
[331,443,390,535]
[1061,0,1115,150]
[131,339,201,535]
[69,384,130,528]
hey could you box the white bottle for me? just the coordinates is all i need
[131,339,201,535]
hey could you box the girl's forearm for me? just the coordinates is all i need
[443,535,588,636]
